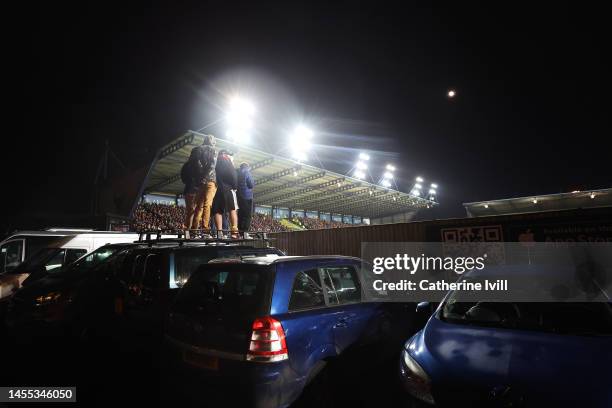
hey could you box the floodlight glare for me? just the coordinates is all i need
[430,183,438,189]
[229,97,255,116]
[290,125,314,162]
[429,189,436,195]
[416,176,424,183]
[355,161,368,170]
[381,179,392,188]
[386,164,396,171]
[414,183,422,189]
[411,189,421,197]
[354,170,366,180]
[383,171,393,179]
[359,152,370,161]
[226,96,255,144]
[590,192,596,199]
[532,198,538,204]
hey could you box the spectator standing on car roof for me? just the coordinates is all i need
[237,162,255,236]
[212,150,239,238]
[183,134,217,235]
[181,148,200,231]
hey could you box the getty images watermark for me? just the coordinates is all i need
[360,242,612,302]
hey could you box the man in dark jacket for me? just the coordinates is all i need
[212,150,239,237]
[183,134,217,233]
[237,162,255,234]
[181,148,200,230]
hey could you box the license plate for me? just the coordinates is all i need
[183,350,219,370]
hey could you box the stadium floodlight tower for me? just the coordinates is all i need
[353,152,370,180]
[289,125,314,163]
[226,97,255,145]
[428,183,438,201]
[380,164,396,188]
[410,176,424,197]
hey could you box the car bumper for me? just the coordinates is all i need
[164,335,303,408]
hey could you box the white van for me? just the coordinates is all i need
[0,230,139,300]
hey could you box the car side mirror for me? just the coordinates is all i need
[415,301,437,329]
[416,301,433,315]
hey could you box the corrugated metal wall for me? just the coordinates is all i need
[270,207,612,256]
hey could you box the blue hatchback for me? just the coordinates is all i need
[399,267,612,407]
[165,255,399,407]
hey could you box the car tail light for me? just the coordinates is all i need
[246,316,288,362]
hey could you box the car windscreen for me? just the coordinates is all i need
[51,246,123,278]
[173,263,274,319]
[440,298,612,336]
[7,248,61,274]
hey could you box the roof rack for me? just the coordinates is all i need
[136,229,273,247]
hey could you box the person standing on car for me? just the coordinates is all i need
[237,162,254,236]
[181,148,201,231]
[191,135,217,234]
[212,150,239,238]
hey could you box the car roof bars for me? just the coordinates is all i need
[136,229,273,247]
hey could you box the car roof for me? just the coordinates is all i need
[237,255,361,266]
[120,242,280,252]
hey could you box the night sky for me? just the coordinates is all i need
[4,2,610,232]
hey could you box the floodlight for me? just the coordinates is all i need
[289,125,314,162]
[386,164,396,171]
[354,170,366,180]
[383,171,393,179]
[429,189,436,195]
[484,204,489,209]
[359,152,370,161]
[590,192,596,199]
[430,183,438,189]
[532,198,538,204]
[415,176,424,183]
[447,89,456,98]
[414,183,422,190]
[411,189,421,197]
[226,96,255,145]
[355,161,368,170]
[381,179,392,188]
[229,97,255,116]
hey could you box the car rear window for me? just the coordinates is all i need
[171,246,283,288]
[173,263,275,318]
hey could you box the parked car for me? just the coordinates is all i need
[80,242,286,339]
[0,231,139,301]
[399,266,612,408]
[6,240,284,340]
[164,255,408,408]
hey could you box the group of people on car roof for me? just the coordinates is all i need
[181,134,254,239]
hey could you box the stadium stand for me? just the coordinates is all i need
[130,202,355,232]
[113,131,438,232]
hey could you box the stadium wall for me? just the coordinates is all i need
[270,207,612,257]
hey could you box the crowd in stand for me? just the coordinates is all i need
[131,203,355,233]
[131,202,185,231]
[293,216,353,230]
[251,213,289,232]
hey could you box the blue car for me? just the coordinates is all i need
[165,255,402,408]
[399,267,612,407]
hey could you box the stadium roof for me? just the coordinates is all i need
[464,188,612,217]
[141,130,436,218]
